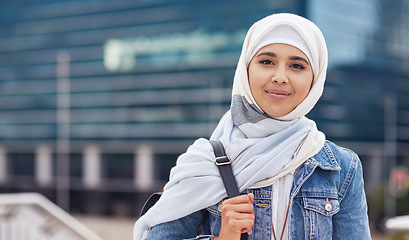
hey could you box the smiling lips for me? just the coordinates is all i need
[266,89,291,99]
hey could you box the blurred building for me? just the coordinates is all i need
[0,0,408,224]
[309,0,409,224]
[0,0,307,216]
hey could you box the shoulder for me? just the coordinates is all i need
[314,140,361,171]
[324,140,358,158]
[175,138,214,165]
[316,140,364,200]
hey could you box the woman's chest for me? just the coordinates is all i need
[206,170,342,240]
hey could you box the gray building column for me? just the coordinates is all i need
[134,145,154,191]
[35,145,53,187]
[83,145,101,188]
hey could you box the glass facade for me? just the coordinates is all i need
[308,0,409,143]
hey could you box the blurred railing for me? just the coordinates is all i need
[0,192,102,240]
[385,215,409,233]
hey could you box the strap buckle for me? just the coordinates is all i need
[214,156,232,166]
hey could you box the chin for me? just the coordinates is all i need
[264,111,288,118]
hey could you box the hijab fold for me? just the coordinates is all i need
[134,13,328,240]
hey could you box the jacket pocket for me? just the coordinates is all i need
[206,203,222,236]
[206,203,222,216]
[302,197,340,239]
[303,197,340,216]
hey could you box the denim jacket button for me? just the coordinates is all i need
[325,203,332,212]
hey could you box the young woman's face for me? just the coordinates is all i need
[248,43,313,118]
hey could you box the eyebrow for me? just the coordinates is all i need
[256,52,310,65]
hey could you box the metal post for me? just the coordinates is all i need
[384,93,397,218]
[56,50,71,211]
[0,146,7,184]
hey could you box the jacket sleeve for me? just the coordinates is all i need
[332,151,372,239]
[144,209,214,240]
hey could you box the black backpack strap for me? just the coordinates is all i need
[209,140,240,198]
[209,140,248,240]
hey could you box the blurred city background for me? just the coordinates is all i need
[0,0,408,239]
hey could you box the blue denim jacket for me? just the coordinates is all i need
[145,141,371,239]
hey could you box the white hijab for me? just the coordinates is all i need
[134,13,328,240]
[233,13,328,121]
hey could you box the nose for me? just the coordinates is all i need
[272,77,288,84]
[271,68,288,84]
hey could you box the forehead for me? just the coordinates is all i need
[256,43,308,58]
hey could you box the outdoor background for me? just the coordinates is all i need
[0,0,408,239]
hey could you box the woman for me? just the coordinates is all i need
[134,13,371,240]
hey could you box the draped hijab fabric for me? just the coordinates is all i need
[134,13,328,240]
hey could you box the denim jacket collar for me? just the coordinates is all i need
[309,141,342,171]
[290,141,341,199]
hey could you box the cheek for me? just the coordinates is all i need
[293,76,313,98]
[249,77,266,99]
[248,79,260,99]
[301,87,311,100]
[248,68,262,91]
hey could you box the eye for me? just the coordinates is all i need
[291,63,306,70]
[258,59,274,65]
